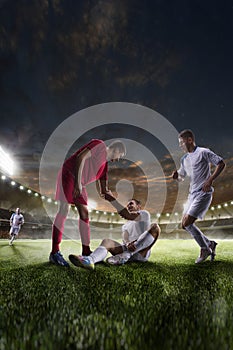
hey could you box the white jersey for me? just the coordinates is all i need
[178,146,223,194]
[10,213,24,228]
[121,210,151,242]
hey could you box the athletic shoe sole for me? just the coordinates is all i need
[68,254,94,270]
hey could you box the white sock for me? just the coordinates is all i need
[185,224,210,249]
[90,246,108,264]
[133,231,155,252]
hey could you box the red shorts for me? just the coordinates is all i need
[55,169,88,206]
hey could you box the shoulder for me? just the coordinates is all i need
[89,139,105,147]
[197,147,208,153]
[139,210,150,219]
[86,139,106,152]
[198,147,215,157]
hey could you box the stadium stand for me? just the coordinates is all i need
[0,172,233,240]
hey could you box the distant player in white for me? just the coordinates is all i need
[172,129,225,263]
[69,199,160,269]
[9,208,24,245]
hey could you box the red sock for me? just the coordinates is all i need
[51,213,66,254]
[82,245,92,256]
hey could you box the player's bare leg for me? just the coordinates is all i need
[49,202,70,267]
[75,202,92,256]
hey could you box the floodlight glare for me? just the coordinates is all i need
[0,145,14,176]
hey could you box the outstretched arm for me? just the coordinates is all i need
[202,160,225,192]
[104,192,140,220]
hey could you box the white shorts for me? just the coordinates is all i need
[183,190,212,220]
[10,227,20,235]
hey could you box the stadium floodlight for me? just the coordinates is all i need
[34,192,39,197]
[0,145,14,176]
[27,189,32,194]
[11,181,16,186]
[1,175,6,180]
[19,185,24,190]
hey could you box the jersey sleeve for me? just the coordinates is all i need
[177,155,187,178]
[99,162,108,180]
[85,139,108,180]
[203,149,223,166]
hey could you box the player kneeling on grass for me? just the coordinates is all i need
[69,198,160,270]
[9,208,24,246]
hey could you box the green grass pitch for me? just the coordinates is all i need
[0,239,233,350]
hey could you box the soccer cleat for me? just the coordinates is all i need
[195,248,212,264]
[209,240,218,261]
[69,254,94,270]
[49,251,69,267]
[106,252,131,265]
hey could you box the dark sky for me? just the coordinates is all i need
[0,0,233,210]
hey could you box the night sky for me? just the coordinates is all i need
[0,0,233,212]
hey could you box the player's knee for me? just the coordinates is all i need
[79,208,89,221]
[149,223,161,239]
[101,238,111,248]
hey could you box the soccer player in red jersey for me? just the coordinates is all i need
[49,139,126,267]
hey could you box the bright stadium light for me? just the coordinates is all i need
[0,145,14,176]
[11,181,16,186]
[19,185,24,190]
[1,175,6,180]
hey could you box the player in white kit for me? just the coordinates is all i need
[172,129,225,263]
[69,199,160,270]
[9,208,24,245]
